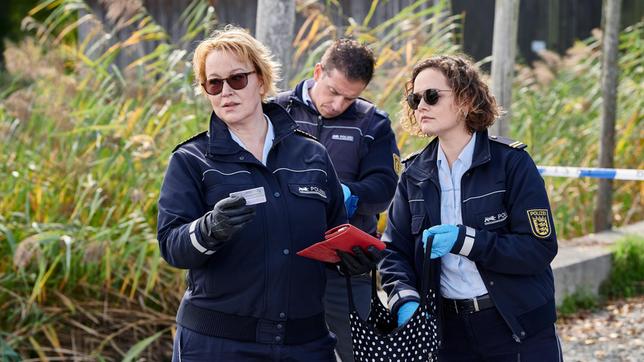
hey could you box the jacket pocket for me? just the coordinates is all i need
[202,167,253,185]
[411,214,426,235]
[409,196,427,235]
[517,299,557,337]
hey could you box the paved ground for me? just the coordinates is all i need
[557,222,644,248]
[556,222,643,361]
[558,296,643,362]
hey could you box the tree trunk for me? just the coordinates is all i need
[348,0,370,25]
[490,0,519,137]
[594,0,622,232]
[255,0,295,90]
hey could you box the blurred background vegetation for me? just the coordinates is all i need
[0,0,642,360]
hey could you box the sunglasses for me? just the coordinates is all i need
[202,71,256,95]
[406,88,451,110]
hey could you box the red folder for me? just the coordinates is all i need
[296,224,386,263]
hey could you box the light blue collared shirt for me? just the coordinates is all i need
[301,79,318,111]
[436,132,488,299]
[229,114,274,165]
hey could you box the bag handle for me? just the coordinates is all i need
[420,234,434,304]
[345,271,355,307]
[344,267,378,310]
[345,235,435,309]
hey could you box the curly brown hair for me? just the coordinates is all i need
[400,54,501,136]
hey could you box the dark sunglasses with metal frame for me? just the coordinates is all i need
[406,88,451,110]
[202,71,256,96]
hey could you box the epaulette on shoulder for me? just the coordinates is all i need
[172,131,208,152]
[374,108,389,119]
[295,129,318,141]
[353,98,374,115]
[402,149,422,164]
[488,135,527,150]
[271,91,294,107]
[356,97,386,117]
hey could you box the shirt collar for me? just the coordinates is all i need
[261,115,275,164]
[301,78,318,111]
[437,132,477,170]
[228,114,275,165]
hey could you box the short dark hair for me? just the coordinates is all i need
[320,38,375,85]
[401,54,500,136]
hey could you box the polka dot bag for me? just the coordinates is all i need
[345,241,439,361]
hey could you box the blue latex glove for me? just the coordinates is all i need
[422,224,460,259]
[397,301,420,327]
[341,183,359,218]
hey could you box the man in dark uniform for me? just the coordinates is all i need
[274,39,400,361]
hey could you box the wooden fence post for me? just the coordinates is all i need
[255,0,295,89]
[490,0,520,137]
[594,0,622,232]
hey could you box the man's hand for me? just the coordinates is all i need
[422,224,460,259]
[198,195,256,245]
[337,245,383,275]
[341,183,359,218]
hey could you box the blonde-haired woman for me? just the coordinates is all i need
[380,55,562,361]
[157,26,346,361]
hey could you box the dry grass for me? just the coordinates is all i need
[0,0,641,360]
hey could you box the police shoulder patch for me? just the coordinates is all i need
[393,153,402,175]
[527,209,552,238]
[295,129,318,141]
[172,131,208,152]
[489,135,527,150]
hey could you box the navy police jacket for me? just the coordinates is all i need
[157,103,346,321]
[380,131,558,342]
[273,79,400,235]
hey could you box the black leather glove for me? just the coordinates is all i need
[198,195,256,246]
[337,245,383,276]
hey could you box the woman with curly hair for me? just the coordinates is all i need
[379,54,563,361]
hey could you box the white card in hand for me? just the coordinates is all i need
[229,187,267,205]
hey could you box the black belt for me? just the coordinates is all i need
[176,301,328,345]
[442,294,495,315]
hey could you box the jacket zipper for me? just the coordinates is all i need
[316,115,324,138]
[460,168,522,343]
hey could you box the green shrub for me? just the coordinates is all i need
[600,235,644,299]
[558,289,599,316]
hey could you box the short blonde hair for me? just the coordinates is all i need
[192,25,281,101]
